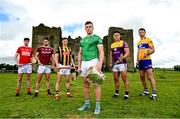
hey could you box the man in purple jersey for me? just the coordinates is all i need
[110,31,130,100]
[33,37,55,97]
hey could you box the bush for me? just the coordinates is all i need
[0,63,17,70]
[174,65,180,71]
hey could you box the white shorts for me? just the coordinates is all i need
[58,64,70,75]
[81,58,98,77]
[37,65,51,73]
[18,64,32,74]
[113,63,127,72]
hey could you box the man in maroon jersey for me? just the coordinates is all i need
[33,37,55,97]
[14,38,33,96]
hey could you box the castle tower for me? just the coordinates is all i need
[103,27,134,70]
[32,23,62,52]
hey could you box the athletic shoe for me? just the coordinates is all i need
[67,92,72,97]
[112,94,119,98]
[54,94,60,100]
[33,92,38,97]
[47,89,52,96]
[27,92,32,96]
[78,104,90,111]
[124,95,129,100]
[94,106,101,114]
[150,94,157,100]
[140,91,149,96]
[47,92,52,96]
[16,93,19,96]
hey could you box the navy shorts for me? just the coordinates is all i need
[139,60,152,70]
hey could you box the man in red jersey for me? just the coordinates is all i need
[33,37,55,97]
[14,38,33,96]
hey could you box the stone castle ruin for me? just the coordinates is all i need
[32,24,134,70]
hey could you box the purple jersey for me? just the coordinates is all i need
[111,41,128,64]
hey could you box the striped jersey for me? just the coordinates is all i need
[56,46,72,66]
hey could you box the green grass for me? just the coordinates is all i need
[0,70,180,118]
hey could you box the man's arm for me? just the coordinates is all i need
[70,55,75,67]
[14,52,19,65]
[145,39,155,57]
[122,47,130,61]
[55,53,59,68]
[51,53,55,68]
[78,48,82,71]
[109,50,113,67]
[147,45,155,55]
[96,45,104,71]
[136,50,139,64]
[35,52,40,64]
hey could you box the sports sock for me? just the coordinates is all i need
[95,101,100,107]
[152,90,156,94]
[28,88,31,93]
[115,89,119,94]
[144,88,148,92]
[47,89,51,94]
[16,87,20,94]
[85,100,90,106]
[114,90,119,95]
[66,88,70,93]
[125,90,129,95]
[55,90,59,95]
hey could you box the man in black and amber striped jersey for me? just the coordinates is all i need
[54,38,75,99]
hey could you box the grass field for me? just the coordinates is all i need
[0,70,180,118]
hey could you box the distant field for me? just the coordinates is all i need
[0,70,180,118]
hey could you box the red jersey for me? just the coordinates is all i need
[16,46,33,64]
[37,46,54,65]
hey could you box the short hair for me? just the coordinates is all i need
[43,37,49,41]
[24,38,30,41]
[139,28,146,32]
[62,37,68,41]
[113,31,123,40]
[85,21,93,25]
[113,31,121,35]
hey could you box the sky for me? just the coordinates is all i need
[0,0,180,68]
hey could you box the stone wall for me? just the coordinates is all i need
[32,24,134,70]
[105,27,134,70]
[32,23,61,53]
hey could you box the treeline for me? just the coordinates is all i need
[0,63,180,72]
[0,63,17,70]
[174,65,180,71]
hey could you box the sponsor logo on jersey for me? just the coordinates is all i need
[22,51,31,56]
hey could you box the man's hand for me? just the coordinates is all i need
[96,62,102,71]
[136,60,139,69]
[144,48,150,58]
[51,65,55,69]
[77,67,81,73]
[37,60,41,64]
[109,63,113,68]
[56,64,60,72]
[119,54,124,63]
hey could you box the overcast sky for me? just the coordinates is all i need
[0,0,180,67]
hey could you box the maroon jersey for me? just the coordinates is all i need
[37,46,54,65]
